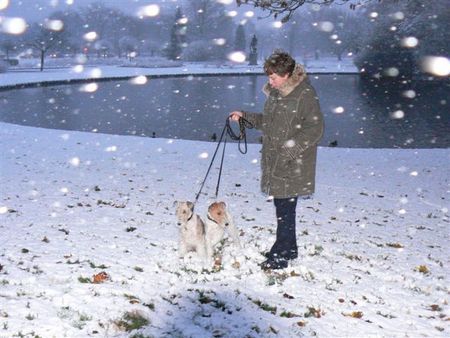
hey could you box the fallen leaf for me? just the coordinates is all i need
[343,311,363,319]
[283,293,294,299]
[92,271,110,284]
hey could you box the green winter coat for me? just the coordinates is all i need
[243,65,324,198]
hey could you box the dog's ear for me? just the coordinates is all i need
[220,201,227,208]
[187,201,194,211]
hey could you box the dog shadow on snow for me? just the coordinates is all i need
[146,286,305,338]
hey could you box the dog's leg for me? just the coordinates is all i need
[179,240,187,258]
[205,240,214,263]
[197,242,212,268]
[226,212,242,248]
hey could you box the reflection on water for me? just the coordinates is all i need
[1,75,448,148]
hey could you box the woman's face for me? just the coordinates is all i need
[268,72,289,89]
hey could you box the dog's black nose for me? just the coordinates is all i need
[225,222,229,227]
[177,222,181,226]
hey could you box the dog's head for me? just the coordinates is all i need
[175,201,194,225]
[207,201,230,227]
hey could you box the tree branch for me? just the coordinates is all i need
[236,0,376,22]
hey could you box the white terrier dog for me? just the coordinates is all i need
[175,201,207,260]
[205,201,241,261]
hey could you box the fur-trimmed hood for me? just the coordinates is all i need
[263,63,308,97]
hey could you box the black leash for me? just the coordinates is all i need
[193,116,253,206]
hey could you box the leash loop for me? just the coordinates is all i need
[225,117,253,154]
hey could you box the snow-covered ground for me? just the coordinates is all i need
[1,122,449,338]
[0,60,449,337]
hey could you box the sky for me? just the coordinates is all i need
[1,0,250,22]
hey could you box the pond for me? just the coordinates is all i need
[1,74,449,148]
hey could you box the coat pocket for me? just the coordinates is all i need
[273,152,301,179]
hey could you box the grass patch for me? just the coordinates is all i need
[115,311,149,332]
[78,276,92,283]
[280,311,301,318]
[196,290,226,311]
[251,299,277,314]
[89,261,109,269]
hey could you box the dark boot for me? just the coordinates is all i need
[260,257,288,271]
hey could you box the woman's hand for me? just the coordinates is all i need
[229,111,243,122]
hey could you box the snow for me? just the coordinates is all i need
[0,61,449,337]
[0,56,358,88]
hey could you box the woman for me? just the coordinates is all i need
[229,50,324,270]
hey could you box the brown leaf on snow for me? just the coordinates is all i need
[415,265,430,274]
[386,243,404,248]
[429,304,442,312]
[283,293,294,299]
[92,271,110,284]
[343,311,364,319]
[231,260,240,269]
[305,307,324,318]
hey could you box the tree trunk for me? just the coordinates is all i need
[40,50,45,72]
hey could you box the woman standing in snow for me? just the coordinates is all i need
[229,50,324,270]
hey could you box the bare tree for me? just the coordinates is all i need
[236,0,379,22]
[119,36,139,60]
[25,22,67,71]
[186,0,234,41]
[0,36,17,60]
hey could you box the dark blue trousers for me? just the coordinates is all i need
[269,197,298,260]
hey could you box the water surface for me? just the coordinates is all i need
[1,74,448,148]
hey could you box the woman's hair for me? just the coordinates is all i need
[264,50,296,77]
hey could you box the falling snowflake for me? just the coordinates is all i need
[401,37,419,48]
[228,52,246,63]
[1,17,27,35]
[79,83,98,93]
[83,31,97,42]
[130,76,147,85]
[402,90,416,99]
[317,21,334,32]
[137,4,160,17]
[44,19,64,31]
[72,65,84,73]
[105,146,117,152]
[69,157,80,166]
[390,110,405,119]
[0,0,9,10]
[421,56,450,77]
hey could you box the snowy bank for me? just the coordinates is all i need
[0,57,358,89]
[1,122,448,337]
